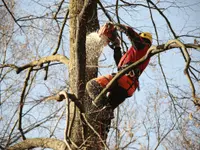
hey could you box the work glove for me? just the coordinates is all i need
[98,22,118,43]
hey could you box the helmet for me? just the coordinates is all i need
[139,32,152,43]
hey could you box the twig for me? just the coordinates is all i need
[44,9,69,80]
[154,115,180,150]
[49,109,65,138]
[64,139,72,150]
[147,0,176,37]
[2,0,22,30]
[120,0,159,9]
[53,0,65,19]
[98,1,113,22]
[53,10,69,55]
[116,0,126,55]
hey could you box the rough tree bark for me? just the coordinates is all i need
[68,0,112,149]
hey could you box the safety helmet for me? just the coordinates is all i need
[139,32,152,43]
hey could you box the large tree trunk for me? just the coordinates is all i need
[68,0,85,147]
[68,0,113,149]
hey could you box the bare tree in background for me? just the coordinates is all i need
[0,0,200,150]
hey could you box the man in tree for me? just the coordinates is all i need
[86,22,152,109]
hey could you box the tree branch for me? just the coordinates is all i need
[0,54,69,74]
[18,68,32,140]
[44,9,69,80]
[93,40,200,107]
[53,0,65,19]
[44,90,84,113]
[98,1,113,22]
[7,138,67,150]
[2,0,22,29]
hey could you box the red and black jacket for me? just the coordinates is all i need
[113,24,151,74]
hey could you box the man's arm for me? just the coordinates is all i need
[108,42,122,66]
[97,22,122,66]
[114,24,146,50]
[113,47,122,66]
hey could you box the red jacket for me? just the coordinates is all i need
[117,26,151,73]
[116,25,151,96]
[95,25,151,97]
[118,44,150,73]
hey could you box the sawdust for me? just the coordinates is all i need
[86,32,108,66]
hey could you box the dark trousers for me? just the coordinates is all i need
[108,85,128,109]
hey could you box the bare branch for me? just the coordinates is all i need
[53,0,65,19]
[7,138,67,150]
[44,9,69,80]
[18,68,32,140]
[53,10,69,55]
[2,0,22,29]
[44,90,84,113]
[147,0,177,38]
[94,40,200,107]
[0,54,69,74]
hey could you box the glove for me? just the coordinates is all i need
[98,22,117,42]
[113,23,129,33]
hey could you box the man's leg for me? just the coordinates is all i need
[108,86,128,109]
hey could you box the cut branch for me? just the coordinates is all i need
[98,1,113,22]
[44,91,84,113]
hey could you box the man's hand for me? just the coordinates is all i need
[98,22,118,43]
[98,22,115,36]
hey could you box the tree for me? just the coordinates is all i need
[0,0,200,150]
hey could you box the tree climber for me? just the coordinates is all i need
[86,22,153,109]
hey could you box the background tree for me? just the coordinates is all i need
[0,0,200,150]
